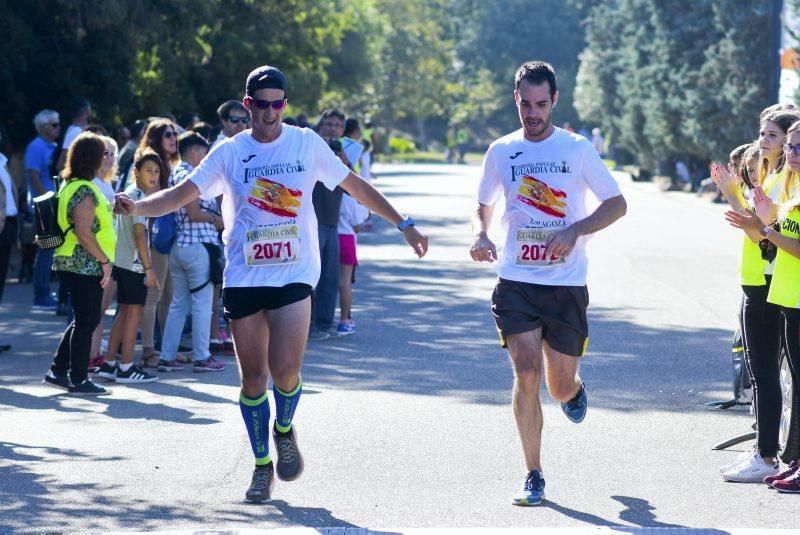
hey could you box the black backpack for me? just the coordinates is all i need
[32,187,72,250]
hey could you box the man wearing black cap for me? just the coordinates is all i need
[114,65,429,503]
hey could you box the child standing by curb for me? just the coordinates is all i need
[97,150,162,384]
[336,192,369,336]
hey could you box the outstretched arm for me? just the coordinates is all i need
[339,172,428,258]
[114,179,200,218]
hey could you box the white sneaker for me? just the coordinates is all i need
[718,448,757,474]
[721,452,779,482]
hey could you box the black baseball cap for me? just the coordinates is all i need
[245,66,288,97]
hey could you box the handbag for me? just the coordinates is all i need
[190,242,224,293]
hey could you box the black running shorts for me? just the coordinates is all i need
[491,277,589,357]
[112,266,147,306]
[223,283,313,320]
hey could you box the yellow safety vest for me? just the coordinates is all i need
[739,170,784,286]
[55,179,116,263]
[767,208,800,308]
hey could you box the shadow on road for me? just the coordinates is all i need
[0,441,369,532]
[545,495,725,531]
[304,254,738,415]
[0,386,220,425]
[612,495,687,528]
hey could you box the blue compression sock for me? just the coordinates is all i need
[239,391,272,466]
[273,377,302,433]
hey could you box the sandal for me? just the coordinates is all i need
[176,351,194,364]
[141,350,161,369]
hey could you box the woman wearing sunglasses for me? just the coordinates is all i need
[134,119,181,368]
[725,118,800,492]
[114,65,428,504]
[712,110,800,483]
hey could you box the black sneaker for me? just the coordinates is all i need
[116,364,158,384]
[245,463,275,503]
[68,379,110,396]
[96,362,118,381]
[273,425,304,481]
[43,371,72,391]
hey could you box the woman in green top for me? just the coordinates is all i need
[42,132,116,396]
[726,119,800,492]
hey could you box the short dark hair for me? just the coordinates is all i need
[217,99,247,121]
[131,119,149,140]
[321,109,346,122]
[515,61,557,97]
[178,131,209,157]
[85,123,108,136]
[344,118,360,137]
[178,112,199,129]
[134,148,163,172]
[189,121,214,140]
[69,97,91,119]
[61,131,105,181]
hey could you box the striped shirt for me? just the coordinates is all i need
[170,161,220,247]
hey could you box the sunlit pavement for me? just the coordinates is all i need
[0,163,795,531]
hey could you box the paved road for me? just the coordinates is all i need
[0,163,795,532]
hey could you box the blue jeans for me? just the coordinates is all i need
[312,223,340,332]
[34,247,54,302]
[161,243,213,362]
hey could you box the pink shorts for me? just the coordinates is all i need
[339,234,358,265]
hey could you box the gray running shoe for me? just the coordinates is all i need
[273,426,305,481]
[245,464,275,503]
[308,329,330,341]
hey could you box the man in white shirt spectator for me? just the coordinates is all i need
[56,97,91,172]
[0,130,19,305]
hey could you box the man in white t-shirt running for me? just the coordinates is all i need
[469,61,626,506]
[115,65,428,503]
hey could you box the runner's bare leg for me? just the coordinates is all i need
[542,341,581,403]
[506,329,545,472]
[231,310,271,397]
[266,296,310,392]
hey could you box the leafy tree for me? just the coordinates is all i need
[452,0,590,138]
[575,0,772,167]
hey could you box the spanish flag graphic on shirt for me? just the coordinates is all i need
[247,177,302,218]
[516,175,567,218]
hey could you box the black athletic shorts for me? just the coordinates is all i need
[112,266,147,306]
[223,283,313,320]
[491,277,589,357]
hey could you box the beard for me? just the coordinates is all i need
[522,111,552,139]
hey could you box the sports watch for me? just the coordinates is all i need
[397,216,415,231]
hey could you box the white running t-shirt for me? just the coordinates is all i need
[187,126,351,288]
[477,127,621,286]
